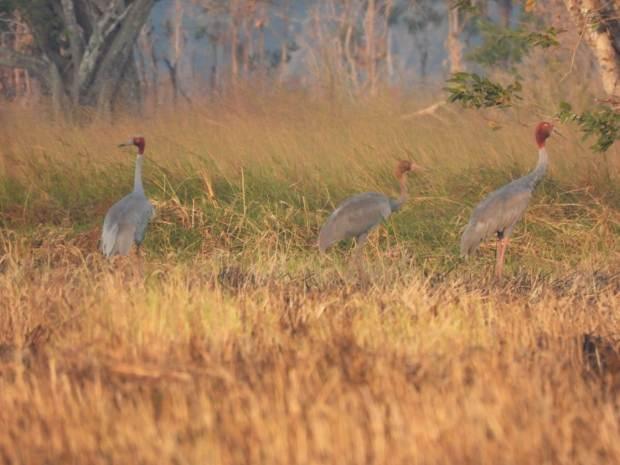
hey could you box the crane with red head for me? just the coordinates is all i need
[318,159,423,256]
[100,136,154,257]
[460,122,555,279]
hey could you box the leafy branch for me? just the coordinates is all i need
[557,102,620,152]
[450,0,481,15]
[468,21,562,67]
[445,72,522,109]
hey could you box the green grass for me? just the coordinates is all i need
[1,96,618,283]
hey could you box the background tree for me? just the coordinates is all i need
[562,0,620,102]
[445,0,619,152]
[0,0,155,118]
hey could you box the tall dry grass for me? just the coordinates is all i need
[0,89,619,464]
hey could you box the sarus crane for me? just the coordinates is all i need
[460,121,555,278]
[101,136,154,257]
[318,159,422,255]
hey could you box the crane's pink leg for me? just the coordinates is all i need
[495,238,509,280]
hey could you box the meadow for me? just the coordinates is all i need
[0,90,619,464]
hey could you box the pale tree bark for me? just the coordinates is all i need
[164,0,186,105]
[446,1,464,73]
[278,0,290,83]
[242,11,252,78]
[255,5,267,77]
[385,0,394,80]
[206,23,223,92]
[60,0,83,104]
[344,20,360,91]
[364,0,378,95]
[562,0,620,100]
[230,0,241,85]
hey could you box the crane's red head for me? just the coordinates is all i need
[395,159,423,178]
[535,122,553,148]
[119,136,146,155]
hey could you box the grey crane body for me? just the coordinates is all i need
[318,192,397,253]
[318,160,421,254]
[101,137,154,258]
[460,147,547,255]
[460,122,554,278]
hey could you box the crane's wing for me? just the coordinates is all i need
[114,222,138,256]
[100,221,118,257]
[134,201,154,246]
[460,185,532,256]
[101,201,124,257]
[101,194,153,257]
[318,192,391,252]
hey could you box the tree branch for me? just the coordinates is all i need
[89,0,154,114]
[0,47,47,77]
[563,0,620,99]
[77,0,130,90]
[401,101,450,122]
[61,0,85,103]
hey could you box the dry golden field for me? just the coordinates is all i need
[0,92,619,464]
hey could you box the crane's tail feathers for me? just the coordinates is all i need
[100,226,118,258]
[115,224,137,256]
[100,223,136,258]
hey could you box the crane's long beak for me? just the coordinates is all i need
[118,140,133,148]
[410,162,425,172]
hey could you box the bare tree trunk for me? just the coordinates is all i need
[256,6,266,79]
[117,58,143,114]
[562,0,620,100]
[164,58,179,105]
[139,23,159,107]
[446,2,464,74]
[92,0,155,118]
[279,0,290,83]
[230,0,240,86]
[0,12,35,102]
[498,0,512,28]
[24,69,32,99]
[385,0,394,81]
[166,0,185,105]
[242,17,250,78]
[50,64,67,120]
[60,0,83,106]
[364,0,377,95]
[344,22,360,91]
[136,31,149,101]
[209,31,219,92]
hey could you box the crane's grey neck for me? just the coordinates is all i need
[390,173,409,212]
[133,154,144,194]
[525,146,548,189]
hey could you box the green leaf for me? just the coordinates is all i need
[556,103,620,152]
[444,72,522,109]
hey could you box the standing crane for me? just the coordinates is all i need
[318,159,422,255]
[101,136,154,257]
[460,121,555,278]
